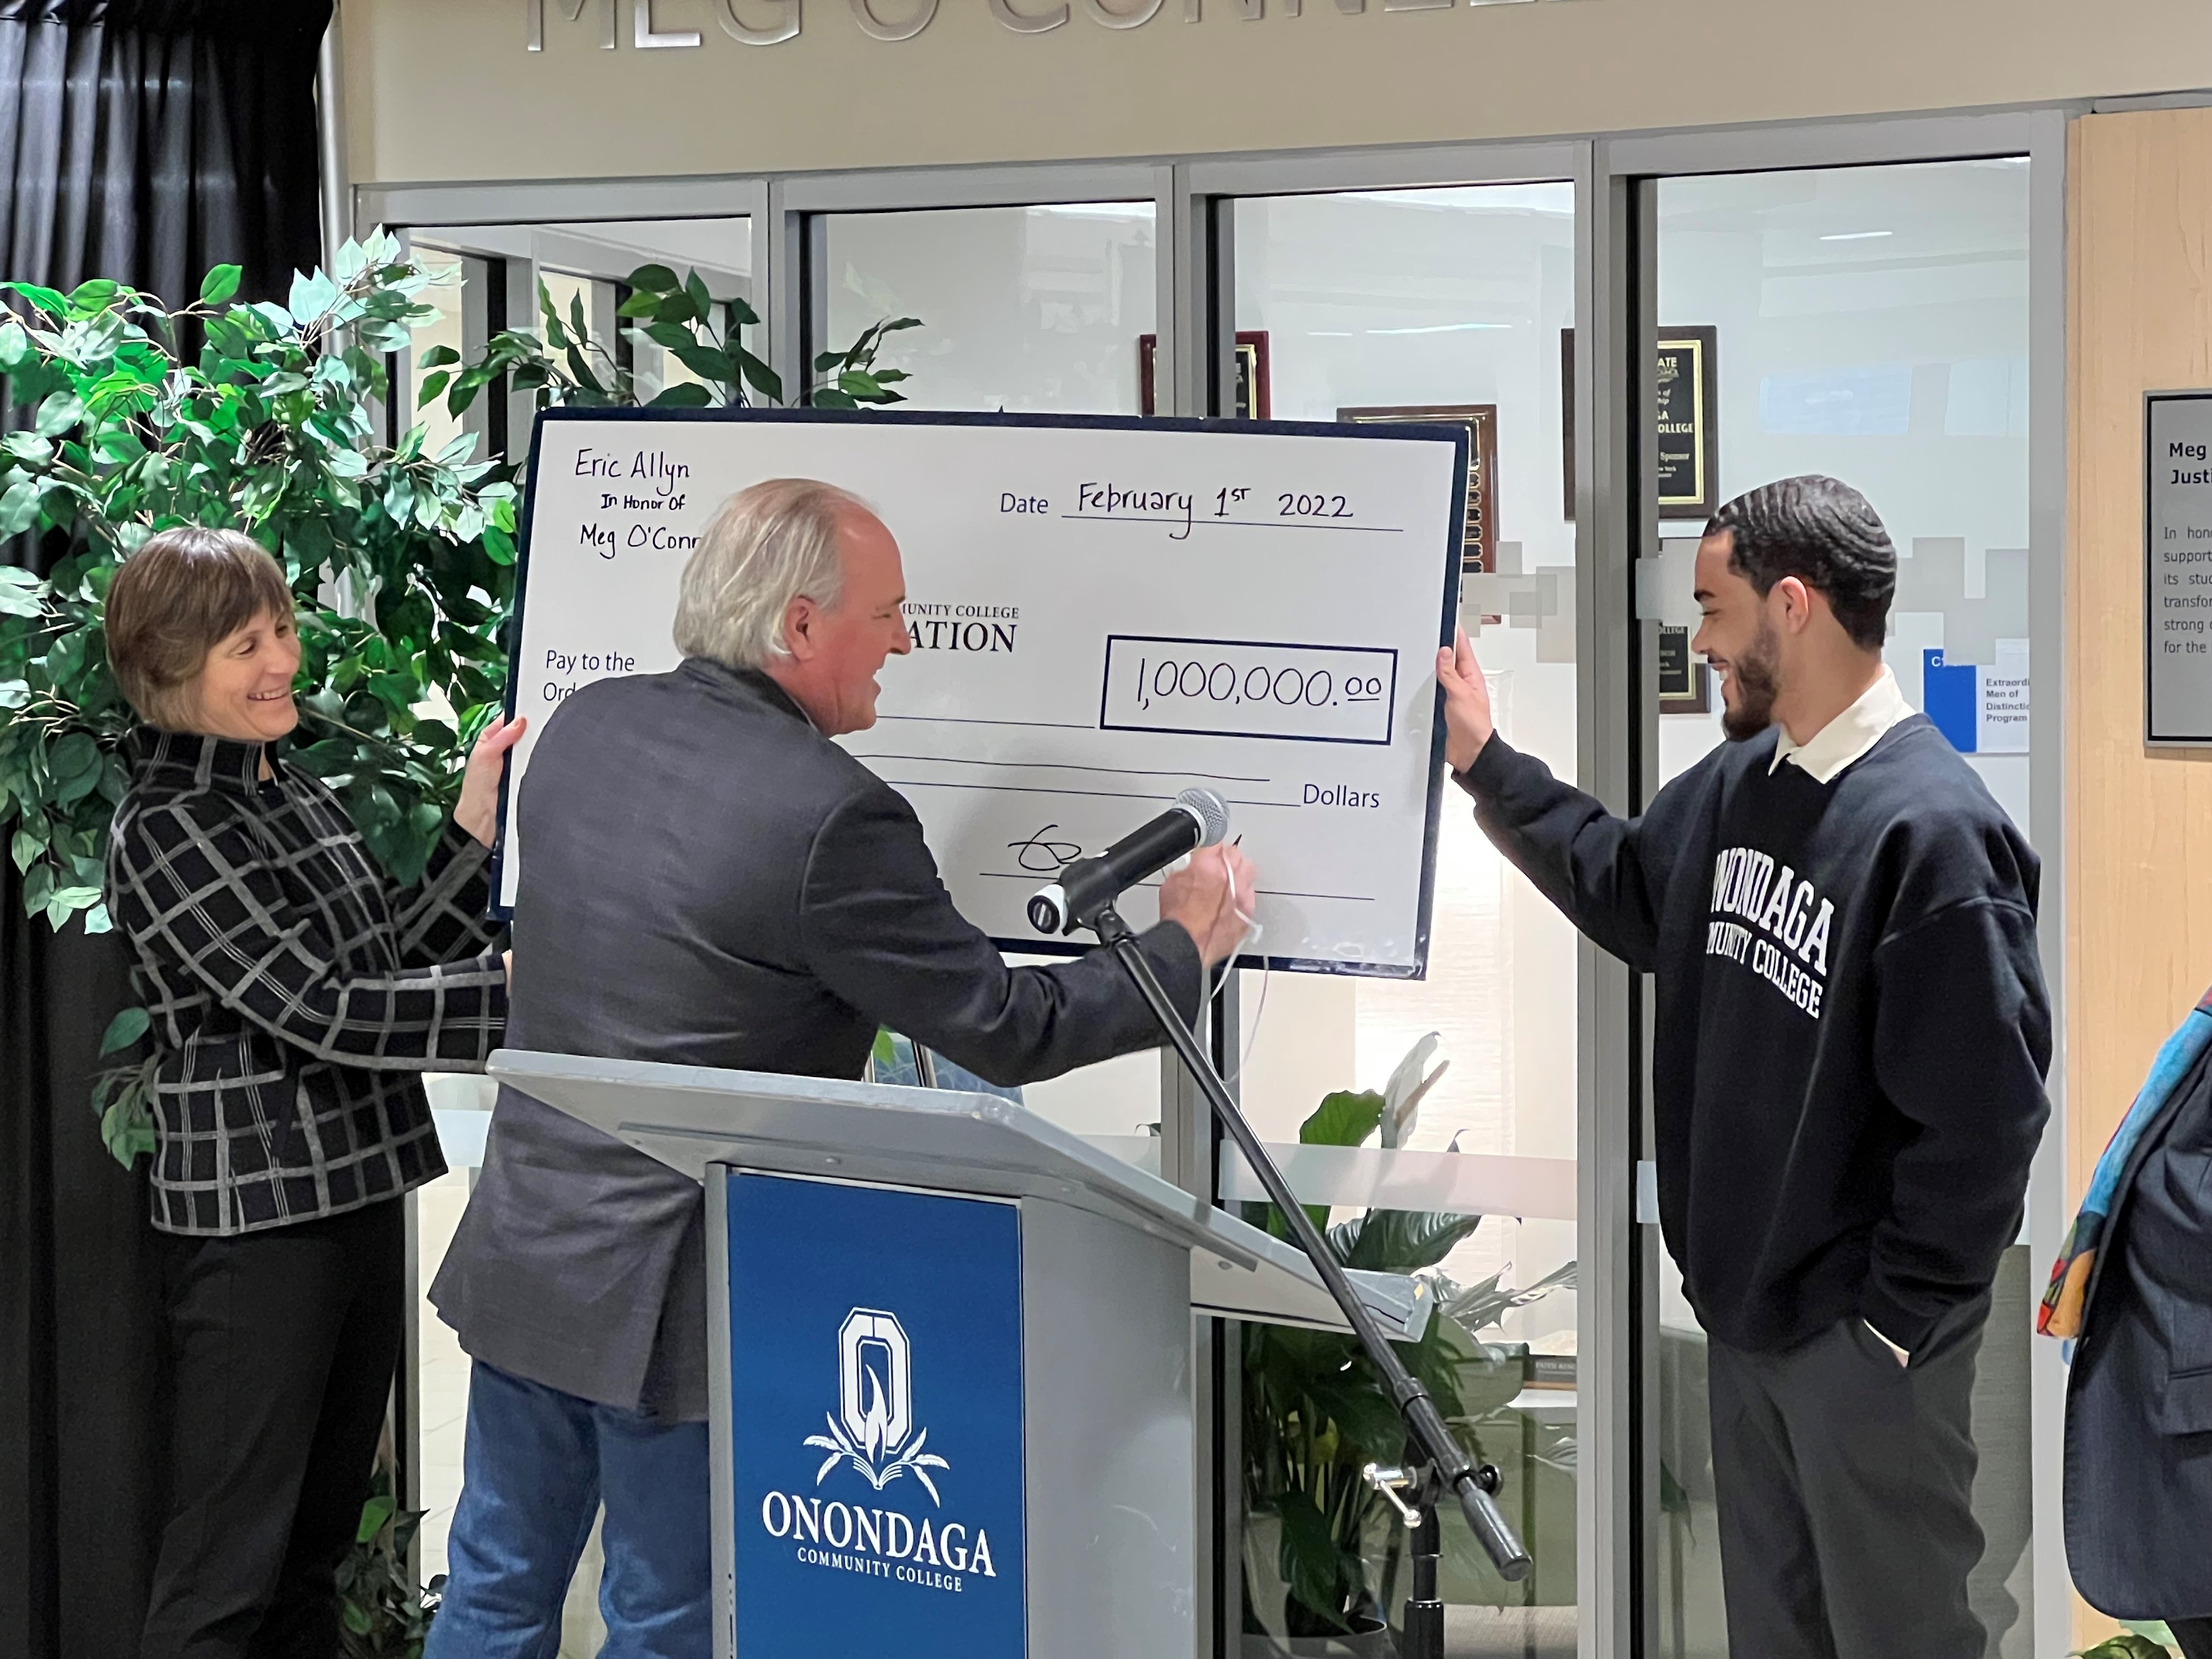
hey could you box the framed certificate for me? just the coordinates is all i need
[1137,331,1271,420]
[1561,326,1722,521]
[1656,624,1712,714]
[1335,403,1498,577]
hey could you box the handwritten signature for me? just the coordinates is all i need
[1007,824,1084,874]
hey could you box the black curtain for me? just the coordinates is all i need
[0,4,330,1655]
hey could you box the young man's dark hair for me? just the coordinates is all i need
[1706,474,1898,652]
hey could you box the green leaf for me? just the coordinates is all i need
[91,425,148,466]
[1274,1495,1363,1633]
[1327,1207,1481,1273]
[288,268,340,322]
[99,1005,148,1056]
[645,382,713,409]
[33,390,83,437]
[52,763,105,808]
[626,263,681,295]
[0,679,27,708]
[66,278,120,313]
[736,351,782,404]
[682,270,714,323]
[199,264,243,306]
[46,889,100,929]
[1300,1088,1385,1149]
[2,281,66,315]
[668,340,736,385]
[4,431,53,467]
[99,1089,155,1168]
[0,479,42,537]
[0,319,30,371]
[0,567,41,616]
[356,1492,396,1544]
[809,387,859,411]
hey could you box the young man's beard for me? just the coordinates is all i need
[1720,616,1782,742]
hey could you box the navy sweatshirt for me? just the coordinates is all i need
[1459,716,2051,1354]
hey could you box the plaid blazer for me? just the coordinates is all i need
[106,729,509,1235]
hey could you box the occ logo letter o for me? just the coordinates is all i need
[838,1308,912,1456]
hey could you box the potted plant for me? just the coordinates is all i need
[1239,1036,1576,1655]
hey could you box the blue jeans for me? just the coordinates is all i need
[425,1361,710,1659]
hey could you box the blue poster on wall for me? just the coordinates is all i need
[723,1173,1027,1658]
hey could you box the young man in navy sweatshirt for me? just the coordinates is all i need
[1437,475,2050,1659]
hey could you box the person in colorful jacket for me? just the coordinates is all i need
[2046,990,2212,1657]
[101,526,520,1659]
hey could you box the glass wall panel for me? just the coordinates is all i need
[819,202,1156,414]
[1647,158,2036,1659]
[1232,182,1582,1653]
[813,201,1163,1140]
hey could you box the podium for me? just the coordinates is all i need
[490,1049,1433,1659]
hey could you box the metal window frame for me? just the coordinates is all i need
[1598,104,2075,1659]
[359,100,2075,1659]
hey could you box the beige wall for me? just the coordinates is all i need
[2067,104,2212,1650]
[346,0,2212,186]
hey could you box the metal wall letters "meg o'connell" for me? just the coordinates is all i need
[527,0,1560,51]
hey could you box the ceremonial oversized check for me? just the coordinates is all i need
[499,409,1466,976]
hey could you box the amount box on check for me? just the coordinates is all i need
[1099,636,1398,746]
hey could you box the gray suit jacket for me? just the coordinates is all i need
[430,658,1202,1419]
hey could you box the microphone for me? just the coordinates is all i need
[1027,787,1230,936]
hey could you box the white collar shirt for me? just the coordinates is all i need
[1767,667,1914,787]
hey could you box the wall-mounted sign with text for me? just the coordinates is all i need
[2146,390,2212,746]
[528,0,1568,50]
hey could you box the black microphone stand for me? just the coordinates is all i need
[1086,903,1532,1589]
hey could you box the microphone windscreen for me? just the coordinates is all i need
[1175,787,1231,848]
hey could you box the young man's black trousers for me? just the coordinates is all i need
[1708,1299,1989,1659]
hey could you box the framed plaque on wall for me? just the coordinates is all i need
[1561,326,1722,521]
[1656,624,1712,714]
[1137,331,1271,419]
[1336,403,1498,576]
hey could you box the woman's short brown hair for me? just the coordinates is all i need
[105,528,295,729]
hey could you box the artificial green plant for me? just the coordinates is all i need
[1241,1035,1577,1641]
[0,238,924,1168]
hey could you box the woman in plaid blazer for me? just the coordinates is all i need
[100,527,518,1659]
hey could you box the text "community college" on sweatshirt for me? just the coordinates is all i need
[1458,713,2050,1355]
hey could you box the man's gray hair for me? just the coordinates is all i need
[672,478,873,669]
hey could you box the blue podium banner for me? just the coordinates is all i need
[724,1173,1028,1657]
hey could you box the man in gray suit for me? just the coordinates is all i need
[426,478,1255,1658]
